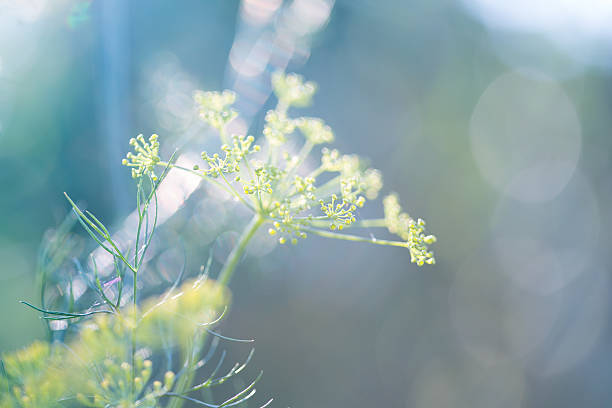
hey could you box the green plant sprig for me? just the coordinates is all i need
[6,71,439,408]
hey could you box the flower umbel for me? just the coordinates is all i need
[383,194,436,265]
[295,117,334,145]
[193,90,237,133]
[271,71,317,109]
[128,71,437,266]
[263,110,295,146]
[122,134,161,180]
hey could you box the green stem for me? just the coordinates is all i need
[275,140,314,199]
[157,161,256,213]
[266,102,289,167]
[306,165,325,180]
[219,126,229,145]
[217,214,265,287]
[242,158,264,212]
[288,140,314,175]
[167,215,263,408]
[301,226,408,248]
[131,269,137,398]
[167,331,207,408]
[313,174,341,198]
[157,162,232,195]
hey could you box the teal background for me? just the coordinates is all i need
[1,1,611,407]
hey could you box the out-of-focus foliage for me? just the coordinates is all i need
[139,278,228,351]
[0,341,65,408]
[1,278,229,408]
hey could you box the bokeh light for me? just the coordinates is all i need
[491,171,600,294]
[470,70,581,202]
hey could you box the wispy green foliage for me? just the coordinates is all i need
[7,171,268,408]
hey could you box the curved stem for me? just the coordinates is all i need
[217,215,265,287]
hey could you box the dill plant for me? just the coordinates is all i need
[1,72,436,407]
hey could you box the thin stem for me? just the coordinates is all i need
[266,101,289,167]
[287,140,314,175]
[217,214,265,287]
[134,180,143,269]
[309,218,387,229]
[219,173,256,212]
[20,301,113,317]
[313,174,341,198]
[242,158,263,212]
[301,226,408,248]
[157,162,255,212]
[286,173,341,202]
[306,165,325,180]
[156,162,235,199]
[131,269,137,396]
[167,331,208,408]
[219,126,229,145]
[275,140,314,199]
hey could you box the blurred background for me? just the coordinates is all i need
[1,0,611,407]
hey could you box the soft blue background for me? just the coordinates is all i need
[1,1,611,407]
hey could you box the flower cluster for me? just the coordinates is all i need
[0,341,65,408]
[243,165,280,195]
[271,71,316,108]
[267,200,310,244]
[55,308,178,408]
[122,134,161,180]
[195,134,260,178]
[4,277,241,408]
[383,194,436,265]
[263,110,295,146]
[131,71,436,263]
[193,90,237,132]
[74,357,169,408]
[320,194,356,230]
[295,117,334,145]
[139,278,228,350]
